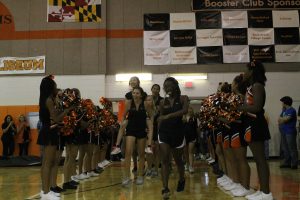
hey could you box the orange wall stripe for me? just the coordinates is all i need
[0,29,143,40]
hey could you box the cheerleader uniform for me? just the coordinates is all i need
[229,117,248,148]
[243,86,270,143]
[153,96,163,142]
[183,116,198,144]
[126,100,148,138]
[158,97,185,148]
[37,104,59,147]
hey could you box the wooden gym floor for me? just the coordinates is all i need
[0,160,299,200]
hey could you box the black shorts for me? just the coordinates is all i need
[158,132,185,148]
[185,131,197,144]
[126,130,147,139]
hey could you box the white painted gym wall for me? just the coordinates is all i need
[0,72,299,157]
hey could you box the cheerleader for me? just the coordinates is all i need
[122,87,153,186]
[158,77,189,199]
[38,76,73,200]
[145,84,163,178]
[183,106,198,173]
[239,61,273,200]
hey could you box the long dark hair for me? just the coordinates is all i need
[247,61,267,86]
[164,77,181,98]
[233,74,247,94]
[151,84,160,91]
[39,76,56,122]
[132,86,145,98]
[2,115,13,126]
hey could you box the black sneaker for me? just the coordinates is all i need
[63,182,77,189]
[70,180,79,186]
[176,178,185,192]
[161,187,170,199]
[50,187,61,194]
[54,186,66,192]
[95,167,104,174]
[291,165,298,169]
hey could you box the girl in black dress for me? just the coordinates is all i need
[239,61,273,200]
[158,77,189,199]
[38,76,73,200]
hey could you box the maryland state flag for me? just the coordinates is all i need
[48,0,101,22]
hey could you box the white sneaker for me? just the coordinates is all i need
[208,159,215,164]
[184,164,189,171]
[145,146,153,154]
[219,179,233,187]
[246,190,261,199]
[248,192,273,200]
[101,160,111,168]
[50,191,60,197]
[41,192,60,200]
[71,175,80,182]
[111,147,121,155]
[87,171,99,177]
[217,175,228,183]
[206,157,213,162]
[76,173,86,180]
[136,176,144,185]
[189,166,194,173]
[223,182,239,191]
[232,186,252,197]
[122,177,131,186]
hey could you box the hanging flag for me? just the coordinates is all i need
[48,0,101,22]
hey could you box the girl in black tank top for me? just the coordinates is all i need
[38,76,73,199]
[157,77,189,198]
[122,87,153,186]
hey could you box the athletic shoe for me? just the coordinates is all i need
[151,169,158,177]
[208,159,216,164]
[246,190,261,199]
[145,169,152,179]
[122,177,131,186]
[111,147,121,155]
[50,187,61,196]
[248,192,273,200]
[76,173,88,180]
[136,176,144,185]
[231,186,252,197]
[41,191,60,200]
[189,166,194,173]
[62,182,77,190]
[70,180,79,186]
[184,164,189,171]
[87,171,99,177]
[162,188,170,199]
[206,157,213,162]
[145,146,153,154]
[101,159,112,168]
[71,175,80,182]
[223,182,239,191]
[53,186,65,193]
[95,167,104,174]
[176,178,185,192]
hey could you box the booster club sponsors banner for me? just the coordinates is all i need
[193,0,300,10]
[143,12,300,65]
[0,56,45,75]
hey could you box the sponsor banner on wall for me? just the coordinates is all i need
[48,0,101,22]
[248,28,274,45]
[223,28,248,45]
[170,13,196,30]
[144,14,170,31]
[0,56,46,75]
[249,45,275,62]
[275,45,300,62]
[197,46,223,64]
[272,10,300,27]
[275,28,300,44]
[248,10,273,28]
[192,0,300,11]
[196,11,222,29]
[222,11,248,28]
[196,29,223,46]
[171,47,197,64]
[143,31,170,48]
[170,30,196,47]
[144,48,171,65]
[223,45,250,63]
